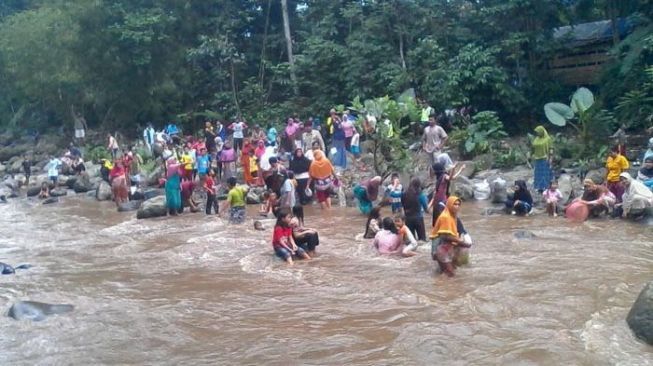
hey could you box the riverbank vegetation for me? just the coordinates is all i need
[0,1,652,169]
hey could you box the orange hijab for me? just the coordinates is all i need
[309,150,334,179]
[431,196,460,239]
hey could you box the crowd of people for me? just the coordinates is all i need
[27,104,653,276]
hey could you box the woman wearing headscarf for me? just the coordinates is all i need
[330,110,347,170]
[353,176,382,215]
[505,180,533,215]
[617,172,653,218]
[429,162,451,226]
[532,125,553,193]
[290,147,312,205]
[165,158,183,216]
[431,196,465,277]
[308,150,335,209]
[605,147,630,203]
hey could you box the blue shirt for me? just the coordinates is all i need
[197,155,210,175]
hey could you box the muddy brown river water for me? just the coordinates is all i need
[1,195,652,365]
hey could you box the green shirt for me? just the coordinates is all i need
[227,186,247,207]
[420,107,433,122]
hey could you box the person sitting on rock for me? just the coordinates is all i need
[637,156,653,190]
[506,180,533,216]
[542,180,563,217]
[38,182,50,199]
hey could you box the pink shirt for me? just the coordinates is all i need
[220,148,236,162]
[373,230,402,254]
[543,188,563,203]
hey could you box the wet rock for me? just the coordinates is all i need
[513,230,536,239]
[42,197,59,205]
[0,163,5,174]
[85,163,100,178]
[118,200,143,212]
[585,168,607,185]
[8,158,24,174]
[246,190,262,205]
[49,188,68,197]
[142,188,164,201]
[136,195,167,219]
[56,175,74,188]
[450,176,474,200]
[95,181,113,201]
[490,177,508,204]
[481,206,505,216]
[146,165,165,187]
[627,281,653,345]
[4,177,21,192]
[0,145,28,162]
[26,185,41,197]
[7,301,74,321]
[557,174,581,204]
[65,176,78,189]
[129,190,145,201]
[73,175,92,193]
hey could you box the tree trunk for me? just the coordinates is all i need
[258,0,272,88]
[399,32,407,70]
[230,58,241,117]
[607,0,619,47]
[281,0,298,94]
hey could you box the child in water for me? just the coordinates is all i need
[386,173,403,213]
[272,209,311,265]
[542,180,563,217]
[38,182,50,199]
[363,206,382,239]
[220,177,248,224]
[259,191,279,217]
[394,215,418,257]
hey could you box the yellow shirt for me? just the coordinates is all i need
[606,154,629,182]
[180,154,193,170]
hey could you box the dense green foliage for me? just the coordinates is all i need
[0,0,651,141]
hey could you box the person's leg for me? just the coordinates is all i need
[416,218,426,241]
[296,247,311,260]
[546,202,554,216]
[206,194,214,214]
[275,248,293,265]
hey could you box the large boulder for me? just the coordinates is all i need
[85,163,100,178]
[585,168,607,185]
[146,165,165,187]
[95,181,113,201]
[42,197,59,205]
[7,158,24,174]
[136,196,167,219]
[490,177,508,204]
[557,173,580,204]
[627,281,653,345]
[73,175,92,193]
[65,176,78,189]
[0,163,5,174]
[0,145,28,162]
[49,188,68,197]
[57,175,74,188]
[118,200,143,212]
[449,175,474,200]
[142,188,164,201]
[4,177,21,192]
[26,185,41,197]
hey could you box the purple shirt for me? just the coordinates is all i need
[220,148,236,162]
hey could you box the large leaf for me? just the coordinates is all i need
[571,87,594,113]
[464,139,476,153]
[544,102,574,126]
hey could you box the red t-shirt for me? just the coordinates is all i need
[204,177,215,195]
[181,181,194,200]
[272,225,293,249]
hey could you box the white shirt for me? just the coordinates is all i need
[232,122,245,139]
[47,158,61,177]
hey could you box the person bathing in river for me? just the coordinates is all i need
[290,217,320,257]
[220,177,248,224]
[38,181,50,199]
[165,158,183,216]
[394,215,418,257]
[372,217,403,255]
[363,206,382,239]
[204,170,218,215]
[402,177,430,242]
[429,163,451,226]
[431,196,467,277]
[576,178,615,218]
[506,180,533,216]
[543,180,563,217]
[272,209,311,265]
[353,176,382,215]
[289,148,312,205]
[308,150,336,210]
[181,180,200,213]
[386,173,403,214]
[109,161,129,207]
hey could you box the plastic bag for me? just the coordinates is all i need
[305,188,313,197]
[473,179,491,200]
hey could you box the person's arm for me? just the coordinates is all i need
[373,236,380,249]
[288,234,298,251]
[451,165,465,180]
[439,233,462,245]
[317,132,325,151]
[420,193,430,214]
[404,228,417,247]
[370,219,380,234]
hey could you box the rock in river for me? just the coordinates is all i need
[136,195,167,219]
[96,181,113,201]
[627,281,653,345]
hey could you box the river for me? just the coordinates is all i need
[1,195,652,365]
